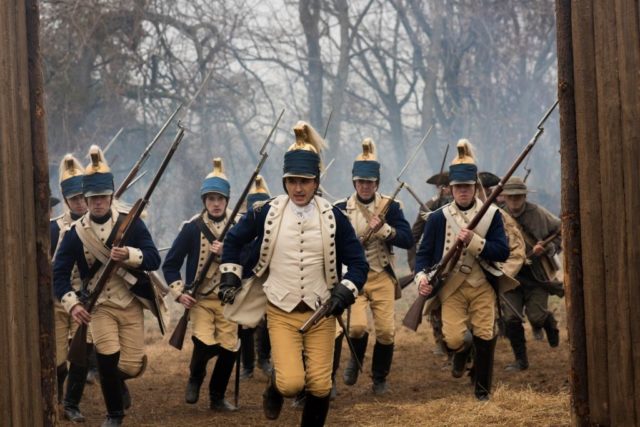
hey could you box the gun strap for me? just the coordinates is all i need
[81,213,126,290]
[194,216,217,244]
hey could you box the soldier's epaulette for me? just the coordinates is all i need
[252,197,274,213]
[114,199,132,215]
[50,213,64,222]
[380,194,403,210]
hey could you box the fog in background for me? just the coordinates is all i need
[44,0,559,249]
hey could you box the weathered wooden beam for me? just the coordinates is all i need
[570,1,610,424]
[555,1,590,425]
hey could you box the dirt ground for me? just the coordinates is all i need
[59,292,570,426]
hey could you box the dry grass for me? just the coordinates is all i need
[59,292,571,426]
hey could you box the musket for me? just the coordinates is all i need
[169,109,285,350]
[124,169,148,192]
[525,229,561,259]
[68,126,187,366]
[360,125,434,245]
[103,128,124,157]
[323,109,333,139]
[403,183,429,212]
[320,158,335,180]
[403,100,559,332]
[114,69,214,199]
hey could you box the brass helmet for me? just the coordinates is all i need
[448,139,478,185]
[283,121,325,179]
[58,154,84,198]
[352,138,380,181]
[247,175,271,208]
[200,157,230,198]
[82,145,114,197]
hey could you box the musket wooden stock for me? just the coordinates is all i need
[67,128,186,365]
[360,183,404,245]
[168,110,284,350]
[401,100,559,332]
[525,229,561,258]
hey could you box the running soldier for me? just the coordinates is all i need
[334,138,412,394]
[500,176,562,371]
[51,155,89,422]
[53,146,161,426]
[218,121,368,426]
[162,158,239,411]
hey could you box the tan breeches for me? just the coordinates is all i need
[267,303,335,398]
[90,299,145,377]
[190,293,238,351]
[442,280,496,349]
[55,300,93,366]
[349,270,395,344]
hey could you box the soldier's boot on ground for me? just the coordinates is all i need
[532,327,544,341]
[209,347,238,412]
[371,342,394,395]
[300,393,331,427]
[450,331,473,378]
[473,336,497,401]
[543,314,560,348]
[343,332,368,386]
[504,321,529,372]
[239,327,255,380]
[263,373,284,420]
[63,362,87,422]
[96,352,124,427]
[185,338,217,404]
[57,363,68,404]
[330,334,343,400]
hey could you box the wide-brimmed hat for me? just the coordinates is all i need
[479,171,500,188]
[283,121,325,179]
[502,176,532,195]
[426,171,450,186]
[201,158,230,198]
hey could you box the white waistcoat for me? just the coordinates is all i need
[264,200,330,312]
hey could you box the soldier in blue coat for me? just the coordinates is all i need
[415,142,510,400]
[51,154,89,422]
[162,158,239,412]
[53,146,161,426]
[218,121,368,427]
[334,138,412,395]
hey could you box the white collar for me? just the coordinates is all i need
[289,199,316,220]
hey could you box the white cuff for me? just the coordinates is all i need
[168,280,185,300]
[61,291,80,314]
[466,233,485,257]
[414,271,427,286]
[220,263,243,280]
[123,246,143,268]
[340,279,359,298]
[374,223,394,240]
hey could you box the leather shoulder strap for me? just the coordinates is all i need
[194,216,216,244]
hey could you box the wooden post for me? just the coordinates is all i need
[0,0,54,425]
[555,1,589,425]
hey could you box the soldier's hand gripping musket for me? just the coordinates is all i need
[168,109,284,350]
[360,125,434,245]
[66,127,186,366]
[403,100,559,332]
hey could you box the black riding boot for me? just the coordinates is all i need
[185,337,218,404]
[330,334,343,400]
[543,314,560,347]
[504,321,528,371]
[209,347,238,412]
[239,327,255,379]
[450,331,473,378]
[63,362,87,422]
[300,393,331,427]
[371,342,394,395]
[343,332,368,386]
[57,363,68,404]
[96,352,124,426]
[473,336,497,401]
[263,373,284,420]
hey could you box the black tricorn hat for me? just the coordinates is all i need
[479,171,500,188]
[426,171,450,186]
